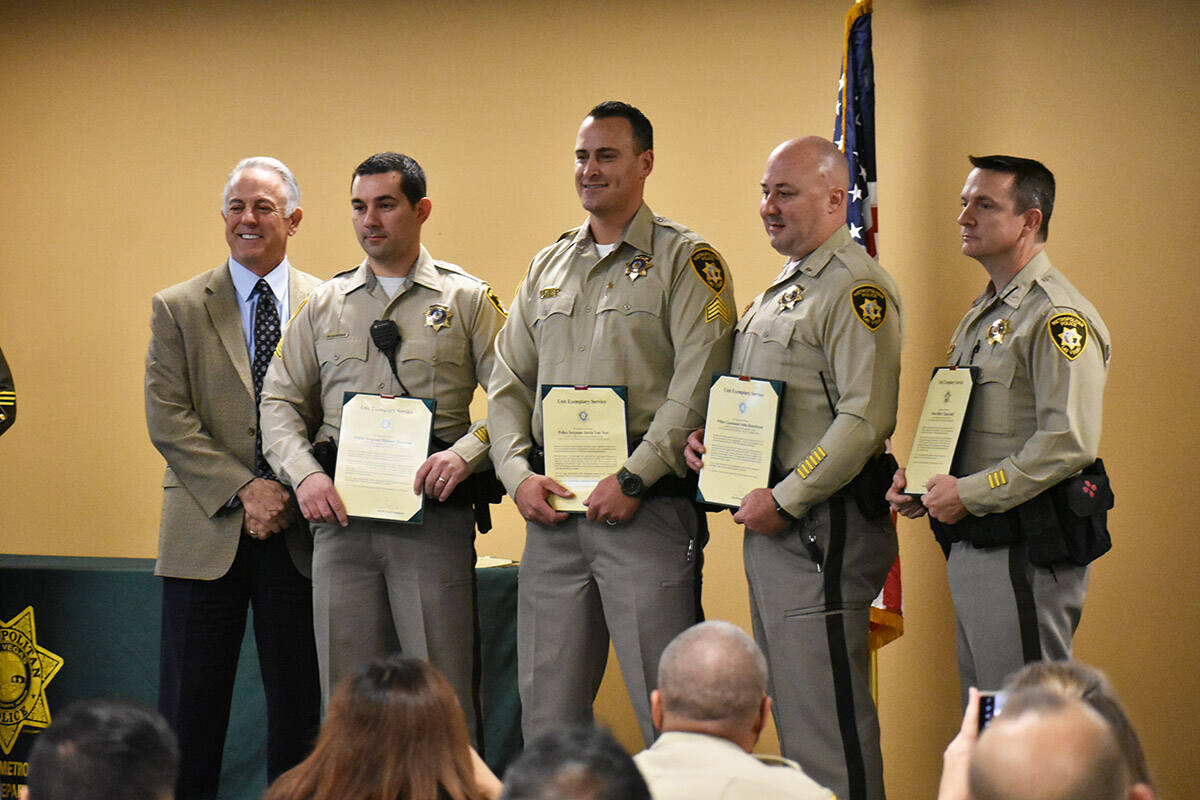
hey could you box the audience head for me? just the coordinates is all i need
[969,688,1151,800]
[651,620,769,752]
[500,725,649,800]
[24,698,179,800]
[1003,661,1153,790]
[265,654,482,800]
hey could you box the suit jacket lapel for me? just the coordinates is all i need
[205,262,254,399]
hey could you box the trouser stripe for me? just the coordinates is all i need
[1008,541,1043,664]
[824,497,867,800]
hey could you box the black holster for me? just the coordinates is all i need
[931,458,1114,567]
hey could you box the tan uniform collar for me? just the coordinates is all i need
[343,245,443,296]
[775,225,855,285]
[569,202,656,256]
[975,250,1052,310]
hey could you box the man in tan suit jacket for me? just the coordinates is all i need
[145,157,321,800]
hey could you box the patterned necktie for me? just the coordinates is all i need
[251,279,280,479]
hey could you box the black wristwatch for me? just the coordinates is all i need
[616,467,648,499]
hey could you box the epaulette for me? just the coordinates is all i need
[651,215,703,243]
[556,226,583,243]
[1032,271,1084,315]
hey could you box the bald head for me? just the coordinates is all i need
[657,621,766,723]
[969,692,1130,800]
[760,136,851,259]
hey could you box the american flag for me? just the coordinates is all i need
[835,0,880,259]
[835,0,903,652]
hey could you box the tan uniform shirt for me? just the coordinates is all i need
[948,250,1110,515]
[489,203,735,493]
[634,731,835,800]
[261,246,505,488]
[732,226,903,518]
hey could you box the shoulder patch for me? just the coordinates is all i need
[690,247,731,324]
[1047,312,1089,360]
[850,284,888,331]
[484,285,508,317]
[690,247,727,294]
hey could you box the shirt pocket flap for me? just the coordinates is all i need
[315,335,369,366]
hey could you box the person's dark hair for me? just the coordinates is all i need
[264,655,483,800]
[586,101,653,153]
[1004,661,1153,789]
[27,699,179,800]
[968,154,1055,241]
[500,725,650,800]
[352,152,427,207]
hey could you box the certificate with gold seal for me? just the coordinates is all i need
[334,392,435,523]
[541,385,629,512]
[697,374,783,508]
[903,367,978,496]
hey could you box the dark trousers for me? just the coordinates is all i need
[159,533,321,800]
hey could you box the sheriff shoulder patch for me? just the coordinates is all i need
[690,247,730,324]
[690,248,727,295]
[850,284,888,331]
[1047,312,1088,360]
[484,286,508,317]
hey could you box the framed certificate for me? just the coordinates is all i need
[903,366,978,496]
[696,374,783,508]
[541,385,629,513]
[334,392,436,523]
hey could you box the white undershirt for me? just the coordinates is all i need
[595,241,619,259]
[376,274,412,299]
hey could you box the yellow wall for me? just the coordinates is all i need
[1,1,1196,796]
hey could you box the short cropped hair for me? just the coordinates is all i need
[968,154,1055,241]
[27,699,179,800]
[500,725,650,800]
[586,101,653,153]
[352,152,427,207]
[223,156,301,215]
[657,620,766,722]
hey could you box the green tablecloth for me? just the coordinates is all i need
[0,555,520,799]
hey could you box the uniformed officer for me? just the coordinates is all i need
[887,155,1111,701]
[686,137,901,800]
[260,152,505,741]
[487,101,735,745]
[0,345,14,436]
